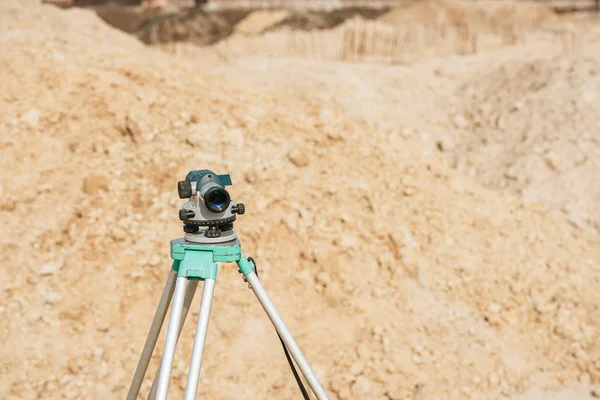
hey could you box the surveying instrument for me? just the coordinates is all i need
[127,170,329,400]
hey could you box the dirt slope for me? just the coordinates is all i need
[452,51,600,237]
[2,2,600,400]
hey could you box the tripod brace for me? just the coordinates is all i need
[127,236,329,400]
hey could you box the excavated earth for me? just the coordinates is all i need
[2,1,600,400]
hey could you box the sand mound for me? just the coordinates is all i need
[235,10,291,35]
[452,51,600,237]
[380,0,483,27]
[479,0,556,28]
[374,0,557,59]
[2,2,600,400]
[380,0,555,30]
[136,7,250,45]
[204,0,562,66]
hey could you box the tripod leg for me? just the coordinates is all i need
[155,276,189,400]
[127,268,177,400]
[184,278,216,400]
[245,271,329,400]
[147,280,198,400]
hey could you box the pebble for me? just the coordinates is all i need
[315,272,330,286]
[413,344,424,354]
[39,261,64,276]
[23,108,41,128]
[82,175,110,194]
[351,376,373,397]
[288,150,309,167]
[186,123,219,147]
[488,303,502,314]
[488,372,500,386]
[350,363,364,375]
[44,292,62,304]
[326,129,343,140]
[452,114,469,129]
[125,115,149,140]
[93,347,104,358]
[148,255,161,267]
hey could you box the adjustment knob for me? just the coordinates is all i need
[178,181,192,198]
[232,203,245,215]
[205,226,221,238]
[183,224,199,233]
[179,209,195,221]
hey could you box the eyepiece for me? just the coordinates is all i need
[204,187,230,213]
[178,181,192,198]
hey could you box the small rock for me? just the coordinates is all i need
[82,175,110,194]
[45,292,62,304]
[488,372,500,385]
[125,114,149,141]
[288,150,309,167]
[315,272,330,286]
[130,269,145,279]
[350,363,364,375]
[452,114,469,129]
[326,130,343,141]
[110,227,127,241]
[93,347,104,358]
[372,325,384,336]
[186,123,212,146]
[495,115,505,130]
[450,179,465,194]
[488,303,502,314]
[40,261,64,276]
[23,108,41,128]
[148,255,161,267]
[510,102,523,112]
[179,112,191,123]
[52,51,65,61]
[403,186,416,196]
[351,376,373,397]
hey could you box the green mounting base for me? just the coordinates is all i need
[170,237,255,280]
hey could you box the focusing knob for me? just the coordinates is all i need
[178,181,192,198]
[232,203,245,215]
[179,209,195,221]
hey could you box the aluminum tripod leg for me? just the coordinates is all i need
[127,268,177,400]
[147,280,198,400]
[155,276,189,400]
[245,271,329,400]
[184,278,216,400]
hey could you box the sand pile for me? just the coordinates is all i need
[452,51,600,237]
[373,0,558,59]
[204,0,564,65]
[136,8,250,45]
[234,10,291,35]
[380,0,555,31]
[380,0,484,27]
[2,2,600,400]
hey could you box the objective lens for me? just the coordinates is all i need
[204,187,230,213]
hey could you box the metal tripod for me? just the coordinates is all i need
[127,237,329,400]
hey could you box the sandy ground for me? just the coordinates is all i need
[2,1,600,400]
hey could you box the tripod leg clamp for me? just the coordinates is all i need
[173,251,219,280]
[237,255,255,276]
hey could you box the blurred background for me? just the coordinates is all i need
[1,0,600,399]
